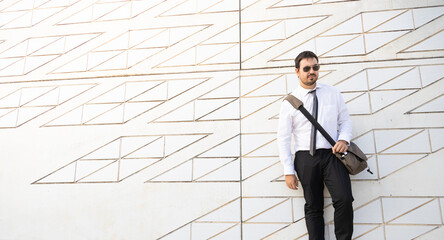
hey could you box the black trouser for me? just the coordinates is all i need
[295,149,354,240]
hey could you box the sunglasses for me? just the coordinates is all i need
[301,65,320,72]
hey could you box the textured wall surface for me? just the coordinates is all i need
[0,0,444,239]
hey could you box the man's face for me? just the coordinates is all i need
[296,58,319,89]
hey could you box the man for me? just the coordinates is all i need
[277,51,354,240]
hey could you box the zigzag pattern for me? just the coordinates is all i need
[0,84,96,128]
[0,0,443,239]
[34,133,210,183]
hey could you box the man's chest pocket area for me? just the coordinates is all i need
[319,105,337,124]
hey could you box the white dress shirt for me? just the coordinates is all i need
[277,82,353,175]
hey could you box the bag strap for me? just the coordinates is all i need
[284,94,336,147]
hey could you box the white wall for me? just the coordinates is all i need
[0,0,443,239]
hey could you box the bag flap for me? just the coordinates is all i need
[348,142,368,161]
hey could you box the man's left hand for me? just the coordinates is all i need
[332,140,348,154]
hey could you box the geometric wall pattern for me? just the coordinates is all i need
[43,77,211,126]
[33,134,210,183]
[273,6,444,60]
[0,33,102,76]
[336,64,444,114]
[1,0,443,239]
[0,84,96,128]
[0,0,76,29]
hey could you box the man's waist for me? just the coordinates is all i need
[296,148,331,153]
[294,142,333,151]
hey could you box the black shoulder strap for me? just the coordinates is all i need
[284,94,336,146]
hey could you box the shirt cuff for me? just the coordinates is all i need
[337,134,351,144]
[283,165,295,175]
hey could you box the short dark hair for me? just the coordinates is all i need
[295,51,319,69]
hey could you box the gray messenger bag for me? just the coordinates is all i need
[284,95,372,175]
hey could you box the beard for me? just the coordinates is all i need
[297,69,318,89]
[303,74,317,86]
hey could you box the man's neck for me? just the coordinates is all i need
[300,83,316,89]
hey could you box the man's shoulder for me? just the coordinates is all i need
[318,82,341,94]
[288,88,300,97]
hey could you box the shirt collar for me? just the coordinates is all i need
[298,83,322,95]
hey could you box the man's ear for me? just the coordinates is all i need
[295,67,300,78]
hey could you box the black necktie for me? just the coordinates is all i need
[310,89,318,156]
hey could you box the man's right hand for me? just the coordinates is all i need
[285,175,298,190]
